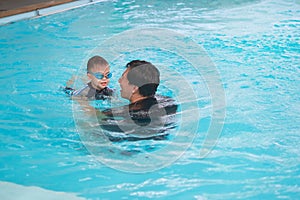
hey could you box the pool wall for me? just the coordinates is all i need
[0,0,107,26]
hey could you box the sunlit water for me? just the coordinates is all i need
[0,0,299,199]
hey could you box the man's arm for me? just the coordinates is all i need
[72,96,106,120]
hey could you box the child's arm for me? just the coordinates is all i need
[66,75,75,88]
[64,75,89,96]
[66,75,89,88]
[62,75,77,96]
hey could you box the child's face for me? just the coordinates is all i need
[88,65,111,90]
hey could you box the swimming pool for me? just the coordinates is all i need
[0,0,299,199]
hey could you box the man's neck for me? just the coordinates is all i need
[130,93,148,104]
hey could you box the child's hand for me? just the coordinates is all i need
[66,75,89,88]
[66,75,76,87]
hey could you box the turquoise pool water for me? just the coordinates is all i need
[0,0,299,199]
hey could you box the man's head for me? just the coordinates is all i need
[118,60,160,100]
[87,56,111,90]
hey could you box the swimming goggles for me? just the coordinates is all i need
[88,71,112,79]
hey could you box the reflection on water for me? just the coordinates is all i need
[75,94,179,153]
[73,83,200,172]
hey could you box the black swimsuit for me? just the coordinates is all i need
[99,95,178,141]
[64,82,114,100]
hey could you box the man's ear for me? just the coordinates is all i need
[132,85,139,94]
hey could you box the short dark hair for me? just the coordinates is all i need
[87,56,109,71]
[126,60,160,97]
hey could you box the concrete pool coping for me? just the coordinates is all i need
[0,0,106,25]
[0,0,76,18]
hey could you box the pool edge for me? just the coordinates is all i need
[0,0,108,26]
[0,181,86,200]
